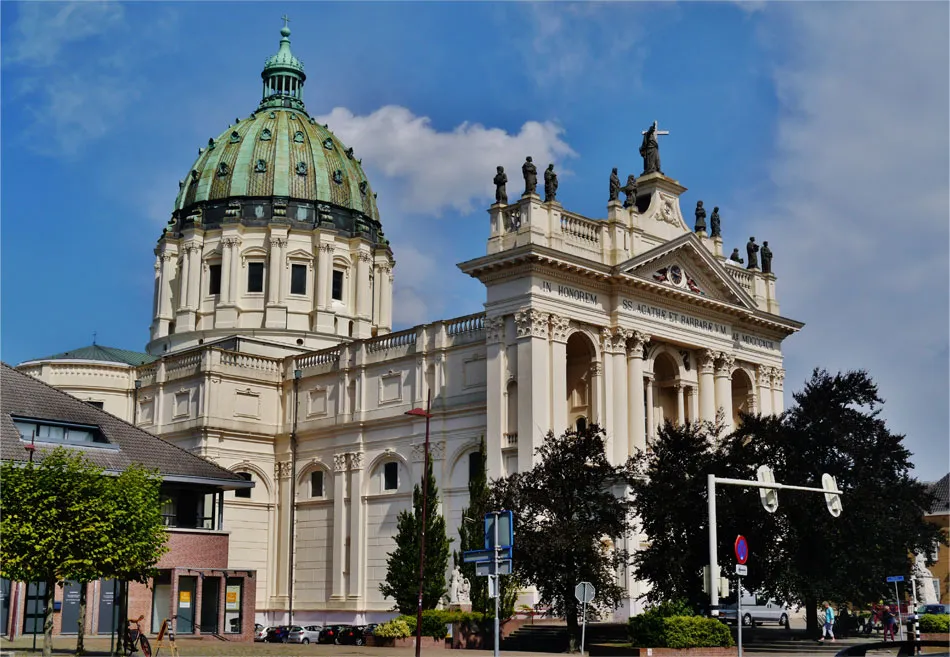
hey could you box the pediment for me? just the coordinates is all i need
[616,233,756,309]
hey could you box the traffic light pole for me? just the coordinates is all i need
[706,474,842,616]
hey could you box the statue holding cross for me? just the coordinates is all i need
[640,120,669,175]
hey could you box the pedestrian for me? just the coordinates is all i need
[819,602,836,642]
[882,605,897,642]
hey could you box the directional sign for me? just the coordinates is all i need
[886,575,905,583]
[735,535,749,565]
[485,511,514,550]
[736,564,748,576]
[575,582,595,604]
[476,560,512,577]
[462,547,511,563]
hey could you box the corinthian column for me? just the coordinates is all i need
[627,331,649,454]
[757,366,773,416]
[698,350,717,423]
[549,314,571,433]
[515,309,550,472]
[331,453,347,600]
[715,353,736,434]
[347,453,364,599]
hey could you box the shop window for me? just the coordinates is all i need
[247,262,264,293]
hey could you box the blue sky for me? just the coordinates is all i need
[1,2,947,481]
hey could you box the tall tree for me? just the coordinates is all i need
[380,457,452,614]
[1,448,111,657]
[490,425,636,648]
[722,369,944,634]
[454,438,491,615]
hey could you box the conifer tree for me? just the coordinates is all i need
[454,438,490,614]
[380,457,452,614]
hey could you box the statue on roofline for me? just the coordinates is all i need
[493,166,508,205]
[522,156,538,196]
[544,164,558,203]
[609,168,621,202]
[694,201,707,233]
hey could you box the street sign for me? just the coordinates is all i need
[485,510,514,549]
[735,535,749,565]
[756,465,779,513]
[886,575,905,583]
[476,560,512,577]
[575,582,595,604]
[736,564,748,576]
[462,547,511,563]
[822,473,843,517]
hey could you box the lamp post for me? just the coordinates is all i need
[405,391,432,657]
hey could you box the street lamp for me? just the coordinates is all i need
[405,391,432,657]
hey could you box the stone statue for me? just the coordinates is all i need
[914,552,939,604]
[746,236,759,270]
[622,174,638,209]
[729,248,744,264]
[710,207,721,238]
[694,201,707,233]
[640,122,661,174]
[522,156,538,196]
[544,163,558,203]
[609,168,621,202]
[449,567,461,604]
[493,166,508,205]
[457,571,471,604]
[761,241,773,274]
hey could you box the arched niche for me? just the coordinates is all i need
[731,366,755,428]
[227,461,273,504]
[295,460,333,501]
[566,332,596,429]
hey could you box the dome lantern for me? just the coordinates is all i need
[259,16,306,112]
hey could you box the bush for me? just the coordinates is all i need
[374,619,412,639]
[920,614,950,633]
[663,617,734,649]
[628,600,693,647]
[394,610,486,640]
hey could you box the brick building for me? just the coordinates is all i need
[0,363,257,640]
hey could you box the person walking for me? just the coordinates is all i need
[819,602,836,642]
[882,605,897,642]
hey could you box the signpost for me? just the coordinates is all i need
[463,511,515,657]
[575,582,596,657]
[886,576,905,641]
[734,536,749,657]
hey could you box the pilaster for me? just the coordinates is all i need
[756,365,773,416]
[644,375,655,445]
[771,368,785,414]
[715,352,736,434]
[515,309,550,472]
[485,316,507,479]
[698,349,717,424]
[265,234,287,328]
[331,453,347,600]
[627,331,649,454]
[274,460,293,604]
[347,452,364,600]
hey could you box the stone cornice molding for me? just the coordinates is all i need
[550,314,572,343]
[515,309,550,339]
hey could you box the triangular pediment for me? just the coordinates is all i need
[615,233,756,309]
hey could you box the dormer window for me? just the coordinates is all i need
[13,417,109,446]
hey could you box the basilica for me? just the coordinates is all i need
[17,23,802,627]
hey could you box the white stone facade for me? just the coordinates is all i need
[21,169,801,624]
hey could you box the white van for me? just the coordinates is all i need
[719,589,790,627]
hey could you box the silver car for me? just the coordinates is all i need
[287,625,323,644]
[720,593,790,627]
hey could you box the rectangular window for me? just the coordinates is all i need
[383,462,398,491]
[86,401,104,410]
[13,418,106,445]
[247,262,264,293]
[468,451,483,483]
[310,471,324,498]
[290,264,307,295]
[234,472,252,499]
[208,264,222,295]
[331,270,344,301]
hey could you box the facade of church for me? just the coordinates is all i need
[18,25,802,627]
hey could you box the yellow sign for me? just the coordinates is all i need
[179,590,191,608]
[226,591,237,604]
[226,585,241,611]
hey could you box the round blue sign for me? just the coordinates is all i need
[735,535,749,564]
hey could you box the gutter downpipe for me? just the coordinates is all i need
[289,368,302,625]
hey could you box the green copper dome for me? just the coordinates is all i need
[168,20,382,238]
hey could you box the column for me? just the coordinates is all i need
[715,353,735,435]
[549,315,570,433]
[347,453,364,599]
[676,384,686,425]
[157,249,176,325]
[228,239,240,303]
[316,243,330,310]
[178,249,191,311]
[267,236,283,305]
[485,317,507,479]
[219,239,232,303]
[688,386,699,422]
[356,252,372,320]
[771,368,785,414]
[331,454,347,599]
[590,361,603,426]
[609,330,629,465]
[627,332,648,454]
[186,242,201,310]
[756,366,773,416]
[515,309,550,472]
[698,349,717,423]
[381,265,394,330]
[644,376,655,445]
[273,461,292,604]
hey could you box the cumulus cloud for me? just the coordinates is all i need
[757,3,949,479]
[315,105,576,217]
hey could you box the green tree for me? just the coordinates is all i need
[380,457,452,614]
[454,438,491,615]
[722,369,945,635]
[0,448,111,657]
[490,425,636,648]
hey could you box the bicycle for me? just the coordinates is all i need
[124,616,152,657]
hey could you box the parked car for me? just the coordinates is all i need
[254,625,275,642]
[286,625,323,644]
[265,625,291,643]
[318,625,347,644]
[919,603,950,616]
[337,625,374,646]
[720,591,790,627]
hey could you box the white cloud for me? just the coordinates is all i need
[3,2,125,66]
[757,3,949,479]
[315,105,576,217]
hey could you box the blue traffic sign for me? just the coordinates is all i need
[485,510,514,550]
[735,535,749,565]
[886,575,904,583]
[462,547,512,564]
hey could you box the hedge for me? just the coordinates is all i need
[374,618,412,639]
[628,601,734,649]
[395,610,487,640]
[919,614,949,633]
[628,600,693,647]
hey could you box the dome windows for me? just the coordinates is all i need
[255,159,267,173]
[293,130,305,143]
[217,162,231,177]
[260,128,272,141]
[229,131,241,144]
[296,161,308,176]
[322,138,334,150]
[332,170,344,185]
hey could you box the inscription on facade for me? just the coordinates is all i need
[541,280,598,305]
[621,299,730,337]
[733,331,779,352]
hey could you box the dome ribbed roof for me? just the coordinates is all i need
[170,21,380,226]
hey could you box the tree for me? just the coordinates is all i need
[629,419,727,613]
[1,448,111,657]
[490,425,636,648]
[380,457,452,614]
[722,369,945,635]
[454,438,491,615]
